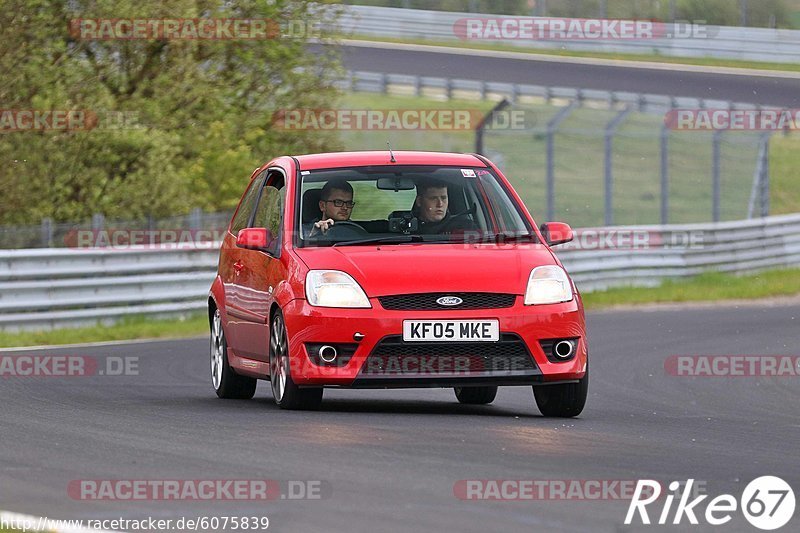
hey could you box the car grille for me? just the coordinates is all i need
[378,292,517,311]
[359,334,537,376]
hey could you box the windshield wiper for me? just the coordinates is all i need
[332,235,424,247]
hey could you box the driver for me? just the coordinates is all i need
[306,179,359,237]
[413,178,476,235]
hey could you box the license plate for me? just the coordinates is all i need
[402,320,499,342]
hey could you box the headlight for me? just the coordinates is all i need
[305,270,371,308]
[524,265,573,305]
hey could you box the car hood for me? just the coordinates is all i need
[294,243,558,297]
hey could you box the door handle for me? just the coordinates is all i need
[233,260,245,273]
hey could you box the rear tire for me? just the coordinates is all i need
[532,363,588,417]
[269,311,323,410]
[210,308,257,399]
[454,386,497,405]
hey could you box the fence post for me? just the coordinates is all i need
[760,133,771,217]
[604,106,633,226]
[474,98,510,155]
[660,124,670,225]
[40,218,53,248]
[712,130,722,222]
[92,213,105,232]
[546,101,579,222]
[740,0,748,27]
[189,208,202,230]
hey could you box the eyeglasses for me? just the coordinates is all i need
[324,199,355,208]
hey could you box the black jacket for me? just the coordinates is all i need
[417,213,478,235]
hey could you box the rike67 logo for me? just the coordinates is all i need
[625,477,795,530]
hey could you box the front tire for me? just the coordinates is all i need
[269,311,323,410]
[532,363,588,417]
[454,386,497,405]
[210,308,257,399]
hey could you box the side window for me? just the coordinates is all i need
[252,170,285,255]
[231,170,267,234]
[478,173,529,234]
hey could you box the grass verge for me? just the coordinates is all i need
[0,314,208,349]
[770,133,800,215]
[342,35,800,74]
[582,268,800,309]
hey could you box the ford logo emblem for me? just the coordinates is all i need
[436,296,463,306]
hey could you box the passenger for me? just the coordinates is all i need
[306,179,357,237]
[413,179,476,235]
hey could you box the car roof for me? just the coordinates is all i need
[292,151,488,171]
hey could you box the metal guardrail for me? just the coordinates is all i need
[336,70,765,114]
[556,213,800,292]
[336,5,800,64]
[0,246,219,331]
[1,214,799,331]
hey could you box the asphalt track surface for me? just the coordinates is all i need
[2,303,799,532]
[328,43,800,108]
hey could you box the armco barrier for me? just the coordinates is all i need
[335,5,800,64]
[1,214,799,331]
[556,214,800,291]
[0,246,219,331]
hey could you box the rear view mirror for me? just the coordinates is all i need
[376,177,415,191]
[540,222,573,246]
[236,227,275,251]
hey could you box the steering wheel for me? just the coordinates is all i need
[322,220,369,239]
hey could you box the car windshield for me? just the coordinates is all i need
[297,165,536,247]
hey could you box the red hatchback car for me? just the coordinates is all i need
[208,151,588,416]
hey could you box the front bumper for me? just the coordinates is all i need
[282,296,587,388]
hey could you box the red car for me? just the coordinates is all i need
[208,151,587,416]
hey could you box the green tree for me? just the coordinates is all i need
[0,0,343,225]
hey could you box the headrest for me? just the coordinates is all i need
[302,188,323,223]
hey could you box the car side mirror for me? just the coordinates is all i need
[540,222,573,246]
[236,227,274,251]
